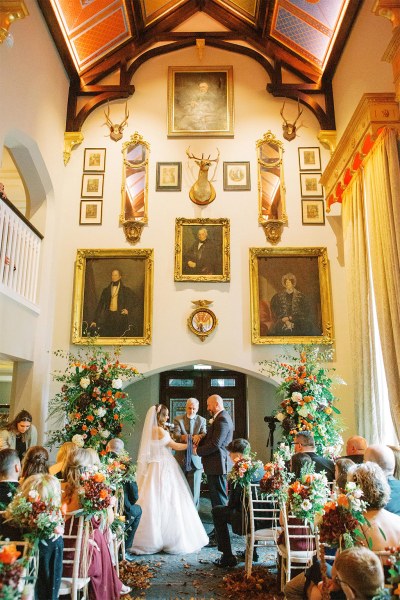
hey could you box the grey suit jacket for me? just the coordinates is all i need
[173,414,207,470]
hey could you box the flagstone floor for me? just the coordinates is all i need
[122,498,279,600]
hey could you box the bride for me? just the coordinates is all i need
[130,404,209,554]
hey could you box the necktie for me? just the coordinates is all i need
[185,418,194,472]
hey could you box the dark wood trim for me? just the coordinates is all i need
[37,0,77,81]
[0,196,44,240]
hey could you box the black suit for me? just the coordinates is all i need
[303,452,335,481]
[124,480,142,549]
[341,454,364,464]
[387,476,400,516]
[94,281,139,337]
[184,238,220,275]
[196,410,234,507]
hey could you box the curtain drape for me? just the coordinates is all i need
[342,174,383,442]
[362,129,400,439]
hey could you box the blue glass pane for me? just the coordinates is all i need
[210,378,236,387]
[168,379,194,387]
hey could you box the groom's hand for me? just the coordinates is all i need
[192,434,201,445]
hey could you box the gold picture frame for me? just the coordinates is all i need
[249,247,333,344]
[83,148,106,172]
[174,218,230,282]
[168,66,234,137]
[71,248,153,345]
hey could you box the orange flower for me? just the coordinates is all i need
[337,494,349,508]
[82,425,88,431]
[325,407,333,415]
[303,396,313,403]
[99,489,108,499]
[304,474,315,484]
[100,450,107,456]
[106,390,112,396]
[101,397,107,403]
[291,481,303,494]
[324,501,336,513]
[298,378,305,386]
[394,584,400,596]
[286,406,294,414]
[300,352,306,363]
[114,414,119,420]
[75,413,81,419]
[93,472,105,483]
[87,415,94,422]
[90,428,98,436]
[0,543,21,564]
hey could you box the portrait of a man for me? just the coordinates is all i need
[175,218,230,282]
[250,248,333,344]
[72,249,153,345]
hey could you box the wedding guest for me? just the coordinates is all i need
[6,474,64,600]
[342,435,368,464]
[61,448,131,598]
[334,457,355,491]
[20,445,49,481]
[105,437,142,561]
[293,431,335,481]
[49,441,77,478]
[0,448,20,510]
[173,397,207,509]
[364,444,400,515]
[330,547,385,600]
[0,410,38,460]
[212,438,264,568]
[388,444,400,479]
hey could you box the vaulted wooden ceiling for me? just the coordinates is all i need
[38,0,362,133]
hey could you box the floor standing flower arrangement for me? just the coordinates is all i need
[259,346,344,457]
[47,346,140,452]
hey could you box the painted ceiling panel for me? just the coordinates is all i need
[286,0,348,29]
[215,0,258,20]
[140,0,188,25]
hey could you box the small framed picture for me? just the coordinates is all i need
[298,147,321,171]
[223,162,251,191]
[83,148,106,172]
[156,162,182,191]
[81,174,104,198]
[302,199,325,225]
[80,200,103,225]
[300,172,323,197]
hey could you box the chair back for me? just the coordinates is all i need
[62,513,89,581]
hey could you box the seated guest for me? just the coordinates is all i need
[0,410,37,461]
[364,444,400,515]
[61,448,131,598]
[342,435,368,464]
[49,441,77,478]
[6,474,64,600]
[0,448,20,510]
[388,444,400,479]
[334,457,355,491]
[20,445,49,481]
[293,431,335,481]
[105,438,142,562]
[212,438,264,568]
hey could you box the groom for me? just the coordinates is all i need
[195,394,234,543]
[173,397,207,509]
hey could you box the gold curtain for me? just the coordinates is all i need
[342,174,383,442]
[362,129,400,439]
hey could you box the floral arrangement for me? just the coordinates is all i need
[0,544,24,600]
[259,346,344,457]
[287,464,329,522]
[228,453,264,488]
[5,490,64,545]
[259,450,292,501]
[385,545,400,599]
[47,346,140,451]
[317,482,368,549]
[101,450,137,490]
[79,471,115,520]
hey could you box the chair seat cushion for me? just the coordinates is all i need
[278,544,316,560]
[59,576,90,594]
[254,527,276,540]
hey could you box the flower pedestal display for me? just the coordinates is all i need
[259,346,344,457]
[48,347,140,452]
[287,465,329,523]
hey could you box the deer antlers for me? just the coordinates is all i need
[103,102,129,142]
[280,99,304,142]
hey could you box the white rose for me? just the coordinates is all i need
[346,482,356,491]
[80,377,90,389]
[276,413,285,422]
[95,407,107,418]
[28,490,39,500]
[112,378,123,389]
[72,434,85,447]
[301,499,312,510]
[291,392,303,403]
[298,405,310,418]
[353,488,363,499]
[101,430,110,439]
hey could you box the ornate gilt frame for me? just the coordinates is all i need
[249,247,333,344]
[71,248,153,345]
[174,218,230,282]
[120,132,150,244]
[256,131,287,244]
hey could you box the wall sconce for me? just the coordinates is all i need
[0,1,29,45]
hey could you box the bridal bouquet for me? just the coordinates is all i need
[5,490,64,544]
[287,465,329,522]
[317,482,368,549]
[79,471,115,520]
[228,454,264,488]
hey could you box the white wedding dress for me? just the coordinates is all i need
[130,427,209,555]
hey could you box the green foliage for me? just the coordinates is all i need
[47,346,141,452]
[259,345,344,456]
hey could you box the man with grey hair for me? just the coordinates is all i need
[105,438,142,560]
[173,397,207,508]
[364,444,400,515]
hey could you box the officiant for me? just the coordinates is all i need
[173,398,207,508]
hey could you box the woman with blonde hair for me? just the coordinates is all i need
[49,441,77,478]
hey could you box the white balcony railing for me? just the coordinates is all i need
[0,196,43,308]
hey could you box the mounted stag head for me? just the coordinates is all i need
[186,147,220,205]
[104,102,129,142]
[280,99,303,142]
